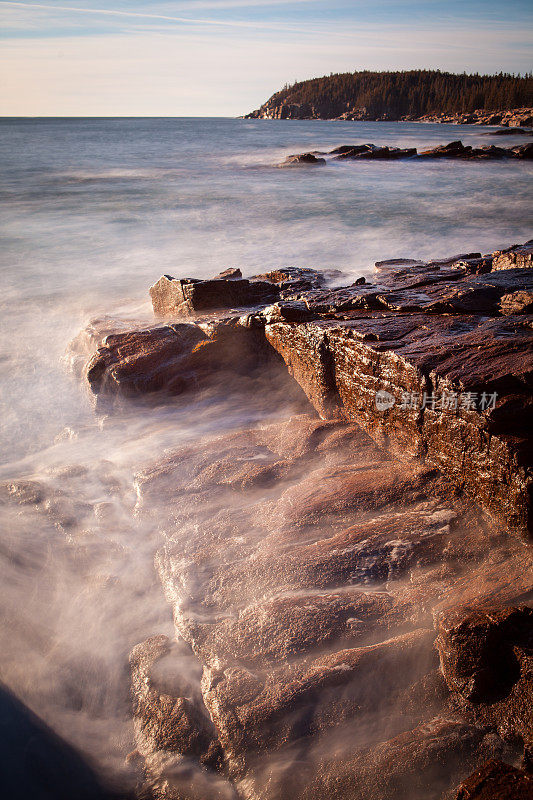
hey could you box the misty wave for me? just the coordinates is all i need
[0,117,531,798]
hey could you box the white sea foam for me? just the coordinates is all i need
[0,116,531,794]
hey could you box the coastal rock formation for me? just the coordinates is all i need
[126,411,532,799]
[334,144,418,160]
[244,69,533,125]
[149,275,279,317]
[76,240,533,797]
[277,140,533,166]
[493,240,533,270]
[150,267,327,316]
[416,107,533,127]
[83,240,533,537]
[265,310,533,535]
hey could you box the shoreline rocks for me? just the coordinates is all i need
[75,238,533,798]
[278,140,533,166]
[125,410,532,799]
[82,240,533,537]
[245,105,533,128]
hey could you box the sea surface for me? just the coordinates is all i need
[0,117,531,792]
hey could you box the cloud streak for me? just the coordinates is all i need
[0,0,325,32]
[1,0,531,115]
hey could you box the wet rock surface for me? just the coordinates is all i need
[76,239,533,798]
[280,153,326,166]
[277,140,533,166]
[127,413,532,798]
[82,241,533,532]
[454,759,533,799]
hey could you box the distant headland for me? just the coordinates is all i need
[244,69,533,125]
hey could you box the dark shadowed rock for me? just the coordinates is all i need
[435,605,533,703]
[435,605,533,746]
[333,144,417,160]
[213,267,242,280]
[455,759,533,799]
[281,153,326,166]
[512,143,533,159]
[488,126,533,134]
[418,141,472,158]
[330,144,373,155]
[0,682,123,800]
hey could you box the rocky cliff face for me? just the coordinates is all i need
[77,239,533,799]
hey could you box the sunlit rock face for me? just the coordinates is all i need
[74,240,533,799]
[265,311,533,536]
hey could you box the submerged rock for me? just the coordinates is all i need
[333,144,417,160]
[280,153,326,166]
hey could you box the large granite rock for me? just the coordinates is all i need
[150,267,327,317]
[150,275,279,317]
[265,312,533,535]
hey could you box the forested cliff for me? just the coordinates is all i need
[245,70,533,121]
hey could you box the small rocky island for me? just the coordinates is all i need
[73,239,533,799]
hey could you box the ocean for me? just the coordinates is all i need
[0,117,531,793]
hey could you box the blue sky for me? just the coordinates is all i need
[1,0,532,115]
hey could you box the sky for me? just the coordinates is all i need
[0,0,532,116]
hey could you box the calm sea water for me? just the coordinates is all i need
[0,117,531,791]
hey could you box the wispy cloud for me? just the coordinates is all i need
[0,0,324,31]
[1,0,531,115]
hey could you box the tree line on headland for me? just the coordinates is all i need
[245,69,533,120]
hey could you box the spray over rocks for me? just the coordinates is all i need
[55,239,533,798]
